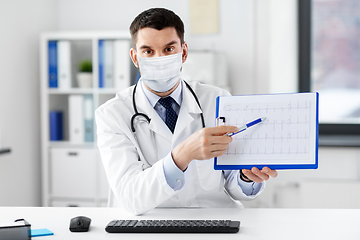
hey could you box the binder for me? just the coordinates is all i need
[104,40,114,88]
[48,41,58,88]
[57,40,72,89]
[214,92,319,170]
[69,95,84,144]
[50,110,63,141]
[84,95,94,142]
[98,40,104,88]
[114,40,131,90]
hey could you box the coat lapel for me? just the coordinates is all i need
[135,84,173,142]
[173,82,203,143]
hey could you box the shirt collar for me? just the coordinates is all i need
[140,79,183,108]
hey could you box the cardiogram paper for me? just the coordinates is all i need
[214,92,319,170]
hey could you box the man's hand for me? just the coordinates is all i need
[172,125,239,171]
[241,167,278,183]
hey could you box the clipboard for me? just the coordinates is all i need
[214,92,319,170]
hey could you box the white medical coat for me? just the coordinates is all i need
[95,80,264,215]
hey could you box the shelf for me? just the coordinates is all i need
[96,89,119,94]
[48,88,94,94]
[42,31,131,41]
[47,88,120,95]
[49,141,96,148]
[0,148,11,155]
[50,196,108,202]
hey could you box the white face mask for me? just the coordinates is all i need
[137,53,182,92]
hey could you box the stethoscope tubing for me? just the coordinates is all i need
[131,80,205,131]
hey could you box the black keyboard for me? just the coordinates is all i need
[105,219,240,233]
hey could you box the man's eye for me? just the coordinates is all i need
[165,47,174,52]
[144,50,152,55]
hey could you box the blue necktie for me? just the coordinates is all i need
[158,97,178,133]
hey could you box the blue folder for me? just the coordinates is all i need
[98,40,104,88]
[214,92,319,170]
[48,41,58,88]
[50,110,63,141]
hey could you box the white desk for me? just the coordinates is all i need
[1,207,359,239]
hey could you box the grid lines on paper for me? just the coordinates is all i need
[218,96,315,165]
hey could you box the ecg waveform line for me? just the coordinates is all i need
[225,118,310,132]
[226,117,310,125]
[225,146,309,156]
[232,132,310,143]
[223,100,312,113]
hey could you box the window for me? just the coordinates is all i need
[299,0,360,143]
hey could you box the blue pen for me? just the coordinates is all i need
[225,117,267,137]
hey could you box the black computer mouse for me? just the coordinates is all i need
[69,216,91,232]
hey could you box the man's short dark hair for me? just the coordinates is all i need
[129,8,185,48]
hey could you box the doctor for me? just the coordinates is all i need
[96,8,278,215]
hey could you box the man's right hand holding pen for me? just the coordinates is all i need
[171,125,277,183]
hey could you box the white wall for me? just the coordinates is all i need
[255,0,298,94]
[0,0,57,206]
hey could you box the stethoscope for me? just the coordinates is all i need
[131,80,205,167]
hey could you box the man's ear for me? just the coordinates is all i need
[182,41,189,64]
[130,48,139,68]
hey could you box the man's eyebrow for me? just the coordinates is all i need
[139,44,151,50]
[138,40,179,50]
[164,40,177,46]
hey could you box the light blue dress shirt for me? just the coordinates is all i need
[140,80,262,196]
